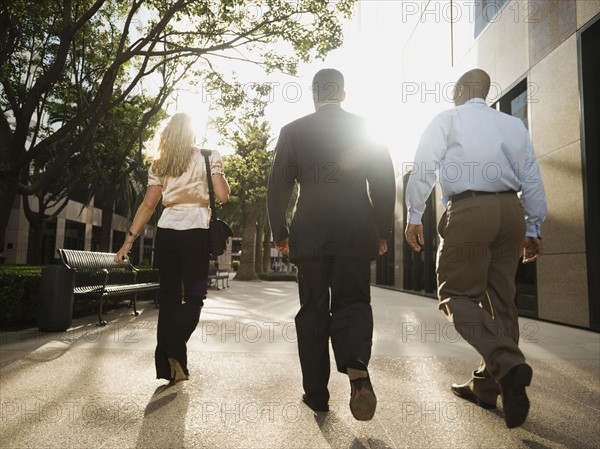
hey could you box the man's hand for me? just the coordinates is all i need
[523,237,542,263]
[379,240,388,256]
[275,237,289,255]
[405,223,424,252]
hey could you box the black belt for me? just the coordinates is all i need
[451,190,516,203]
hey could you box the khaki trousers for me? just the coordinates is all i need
[437,192,526,383]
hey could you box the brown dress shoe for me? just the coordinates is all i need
[451,383,496,409]
[348,368,377,421]
[499,363,532,429]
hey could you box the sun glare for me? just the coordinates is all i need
[166,1,456,165]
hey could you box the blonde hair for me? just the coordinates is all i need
[151,113,196,177]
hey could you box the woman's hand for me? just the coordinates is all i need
[114,243,133,264]
[113,185,162,264]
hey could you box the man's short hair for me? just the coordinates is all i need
[312,69,344,102]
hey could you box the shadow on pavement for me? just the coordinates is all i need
[136,385,189,449]
[314,410,395,449]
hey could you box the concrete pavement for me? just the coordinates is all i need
[1,278,599,448]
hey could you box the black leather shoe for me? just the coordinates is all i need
[451,384,496,409]
[348,369,377,421]
[499,363,532,429]
[302,394,329,412]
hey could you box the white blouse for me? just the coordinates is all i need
[148,148,224,230]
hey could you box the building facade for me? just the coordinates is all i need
[4,194,158,266]
[380,0,599,331]
[4,195,233,269]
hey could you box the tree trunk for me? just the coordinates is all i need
[262,219,271,273]
[22,195,44,265]
[0,174,19,253]
[99,185,117,252]
[254,214,264,274]
[235,204,259,281]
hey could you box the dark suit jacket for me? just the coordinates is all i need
[267,104,396,262]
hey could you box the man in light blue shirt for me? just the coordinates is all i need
[405,69,547,429]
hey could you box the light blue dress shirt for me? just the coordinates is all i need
[405,98,547,237]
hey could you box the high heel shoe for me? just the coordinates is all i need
[168,357,189,383]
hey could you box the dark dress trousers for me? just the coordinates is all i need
[267,104,395,404]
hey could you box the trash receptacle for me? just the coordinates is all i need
[38,266,75,332]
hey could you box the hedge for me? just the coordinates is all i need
[0,265,43,328]
[257,272,297,282]
[0,265,157,328]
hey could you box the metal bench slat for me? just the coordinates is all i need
[74,286,105,295]
[103,283,160,295]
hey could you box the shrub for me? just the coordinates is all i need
[258,272,297,282]
[0,265,43,327]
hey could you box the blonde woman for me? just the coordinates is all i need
[115,113,230,383]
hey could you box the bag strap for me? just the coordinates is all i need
[201,149,218,223]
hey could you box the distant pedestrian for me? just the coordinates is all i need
[405,69,547,428]
[115,113,230,384]
[267,68,396,420]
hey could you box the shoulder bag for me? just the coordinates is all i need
[201,149,233,257]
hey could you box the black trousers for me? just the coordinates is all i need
[295,256,373,404]
[154,227,210,380]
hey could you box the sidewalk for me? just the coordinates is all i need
[1,279,599,449]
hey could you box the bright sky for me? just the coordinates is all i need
[167,1,457,168]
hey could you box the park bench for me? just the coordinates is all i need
[208,262,230,289]
[58,249,160,326]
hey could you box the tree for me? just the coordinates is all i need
[0,0,357,251]
[21,146,94,264]
[255,211,270,274]
[87,92,169,251]
[222,119,272,280]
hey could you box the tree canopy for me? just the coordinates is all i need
[221,119,273,279]
[0,0,357,249]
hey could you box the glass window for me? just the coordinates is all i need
[64,220,86,251]
[495,78,528,129]
[510,89,528,127]
[232,239,242,254]
[142,238,153,266]
[112,230,126,253]
[91,226,102,252]
[493,78,537,317]
[474,0,510,38]
[27,217,57,264]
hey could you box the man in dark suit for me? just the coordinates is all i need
[267,68,396,421]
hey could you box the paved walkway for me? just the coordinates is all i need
[1,279,599,449]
